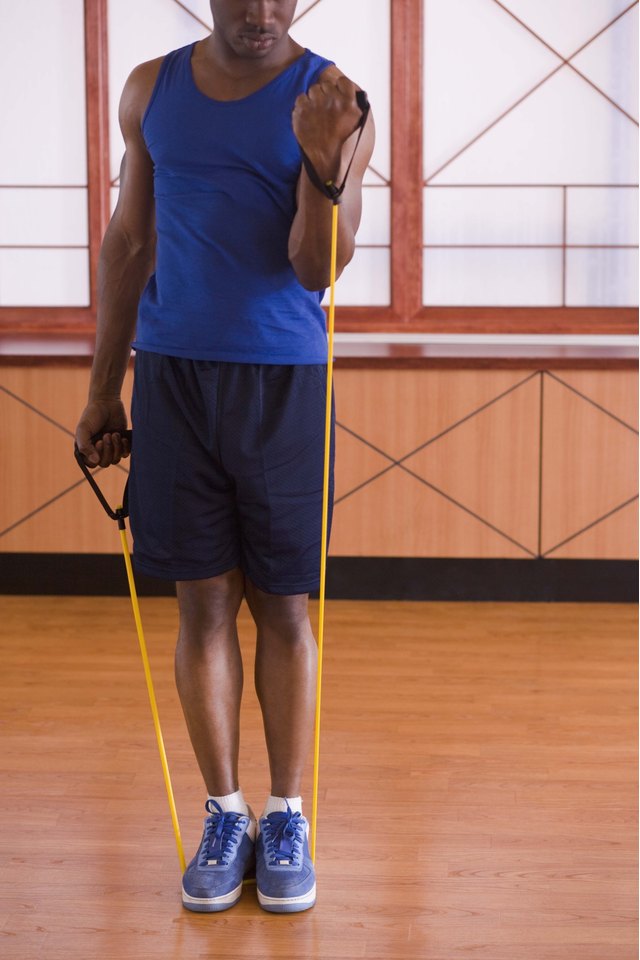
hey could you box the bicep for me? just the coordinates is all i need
[111,148,155,247]
[110,66,157,247]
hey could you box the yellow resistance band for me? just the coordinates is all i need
[118,515,186,873]
[310,201,339,864]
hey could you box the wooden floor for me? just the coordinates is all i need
[0,597,637,960]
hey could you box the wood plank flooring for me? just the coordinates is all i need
[0,597,637,959]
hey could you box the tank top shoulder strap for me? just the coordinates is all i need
[141,43,193,132]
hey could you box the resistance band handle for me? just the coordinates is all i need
[73,429,132,525]
[300,90,370,203]
[355,89,370,117]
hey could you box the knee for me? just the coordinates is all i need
[245,581,312,646]
[177,568,244,640]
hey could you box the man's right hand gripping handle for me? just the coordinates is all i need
[75,398,131,468]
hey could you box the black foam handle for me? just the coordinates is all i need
[73,430,132,522]
[300,89,371,203]
[356,90,370,117]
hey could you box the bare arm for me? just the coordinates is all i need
[75,59,161,466]
[289,68,375,291]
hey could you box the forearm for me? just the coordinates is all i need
[289,72,370,292]
[89,224,155,401]
[288,165,356,291]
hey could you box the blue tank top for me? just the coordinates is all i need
[133,42,334,364]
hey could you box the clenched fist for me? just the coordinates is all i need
[292,74,364,182]
[75,398,130,467]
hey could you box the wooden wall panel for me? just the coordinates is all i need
[1,365,133,554]
[550,370,639,432]
[1,364,637,560]
[540,373,638,558]
[329,468,531,558]
[548,499,638,560]
[332,368,534,461]
[402,374,541,553]
[0,466,129,554]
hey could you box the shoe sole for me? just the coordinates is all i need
[257,883,316,914]
[182,880,244,913]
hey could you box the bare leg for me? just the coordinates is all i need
[175,568,245,797]
[245,580,317,799]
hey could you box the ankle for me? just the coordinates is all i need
[262,794,303,817]
[208,788,250,816]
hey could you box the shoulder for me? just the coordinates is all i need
[119,55,167,136]
[126,55,167,92]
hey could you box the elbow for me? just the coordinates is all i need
[123,230,155,267]
[104,219,155,266]
[294,266,332,292]
[289,246,327,290]
[290,248,354,292]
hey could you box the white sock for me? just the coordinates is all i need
[208,789,250,816]
[262,795,303,818]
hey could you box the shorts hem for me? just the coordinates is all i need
[132,556,240,582]
[132,556,320,594]
[243,572,320,596]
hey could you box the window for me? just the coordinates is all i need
[1,0,636,334]
[0,0,108,330]
[422,0,639,319]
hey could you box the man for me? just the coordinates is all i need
[75,0,373,915]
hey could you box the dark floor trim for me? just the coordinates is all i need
[0,554,636,602]
[320,557,638,602]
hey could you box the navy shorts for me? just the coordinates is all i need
[128,350,335,594]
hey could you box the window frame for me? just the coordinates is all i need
[0,0,109,333]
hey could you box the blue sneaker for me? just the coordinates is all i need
[256,805,316,913]
[182,799,256,912]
